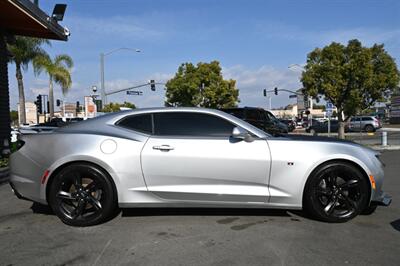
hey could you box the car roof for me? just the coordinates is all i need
[221,106,264,111]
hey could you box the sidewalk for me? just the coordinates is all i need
[0,167,9,185]
[369,145,400,151]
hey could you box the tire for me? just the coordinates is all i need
[310,129,316,135]
[361,203,378,215]
[303,162,369,223]
[48,163,117,226]
[364,125,374,132]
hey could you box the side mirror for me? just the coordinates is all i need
[231,127,254,142]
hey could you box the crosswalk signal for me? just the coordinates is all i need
[274,87,278,95]
[150,80,156,91]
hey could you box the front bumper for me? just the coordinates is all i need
[372,192,392,206]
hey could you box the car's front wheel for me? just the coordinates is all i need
[303,162,369,222]
[48,163,117,226]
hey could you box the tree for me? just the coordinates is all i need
[102,102,136,113]
[7,37,50,124]
[301,39,399,139]
[10,110,18,126]
[165,61,239,108]
[33,54,73,118]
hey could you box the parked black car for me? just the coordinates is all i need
[279,119,296,132]
[220,107,288,134]
[306,120,348,134]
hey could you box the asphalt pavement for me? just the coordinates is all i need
[0,151,399,266]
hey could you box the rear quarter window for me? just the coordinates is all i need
[116,114,153,134]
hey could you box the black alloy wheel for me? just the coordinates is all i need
[48,163,117,226]
[304,162,369,222]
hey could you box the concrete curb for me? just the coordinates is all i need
[368,145,400,151]
[0,167,10,185]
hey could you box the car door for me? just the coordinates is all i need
[141,111,271,203]
[350,117,361,131]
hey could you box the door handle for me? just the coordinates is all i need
[152,145,174,151]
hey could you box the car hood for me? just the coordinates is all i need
[276,134,356,144]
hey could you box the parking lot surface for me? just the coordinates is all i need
[0,151,399,266]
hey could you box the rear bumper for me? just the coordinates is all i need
[372,192,392,206]
[9,181,31,202]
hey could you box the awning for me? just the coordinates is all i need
[0,0,68,41]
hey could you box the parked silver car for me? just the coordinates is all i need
[348,116,382,132]
[9,108,390,226]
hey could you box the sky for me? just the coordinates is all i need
[8,0,400,111]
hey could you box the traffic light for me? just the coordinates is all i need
[56,99,61,106]
[76,101,80,113]
[274,87,278,95]
[263,89,267,97]
[150,80,156,91]
[304,94,309,109]
[36,95,43,114]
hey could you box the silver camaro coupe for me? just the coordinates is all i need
[10,108,391,226]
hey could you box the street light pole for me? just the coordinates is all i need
[99,48,141,109]
[100,53,105,108]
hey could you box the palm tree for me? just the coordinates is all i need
[33,54,73,118]
[8,37,50,124]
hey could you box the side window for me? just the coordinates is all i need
[264,111,275,122]
[154,112,235,137]
[246,109,262,121]
[116,114,152,134]
[362,117,373,121]
[225,109,245,119]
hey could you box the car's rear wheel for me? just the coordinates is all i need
[48,163,117,226]
[303,162,369,222]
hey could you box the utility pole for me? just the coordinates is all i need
[263,89,272,110]
[99,48,141,110]
[100,52,105,109]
